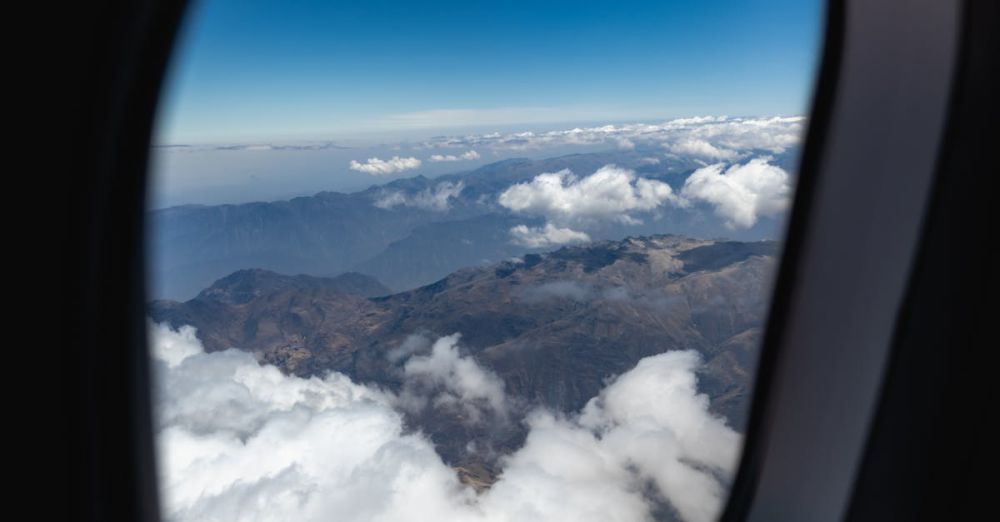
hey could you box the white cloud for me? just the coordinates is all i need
[492,351,741,522]
[374,181,464,211]
[509,223,591,248]
[500,165,679,247]
[401,333,508,422]
[152,324,466,522]
[499,165,678,225]
[684,116,802,154]
[152,323,740,522]
[664,138,740,160]
[429,150,481,162]
[150,322,203,368]
[349,156,422,175]
[680,158,792,229]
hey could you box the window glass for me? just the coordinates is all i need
[147,1,822,520]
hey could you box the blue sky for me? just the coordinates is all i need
[156,0,823,144]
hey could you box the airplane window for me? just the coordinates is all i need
[145,1,823,521]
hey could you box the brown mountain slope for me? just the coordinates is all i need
[149,235,778,470]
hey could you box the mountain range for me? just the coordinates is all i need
[150,234,778,482]
[150,150,794,300]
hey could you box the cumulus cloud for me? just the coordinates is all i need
[429,150,481,162]
[400,333,508,422]
[499,165,679,225]
[349,156,422,175]
[680,158,792,229]
[571,351,742,522]
[152,323,741,522]
[150,322,203,368]
[374,181,464,211]
[153,332,465,521]
[489,351,741,522]
[500,164,679,247]
[509,223,591,248]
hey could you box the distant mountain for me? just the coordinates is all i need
[149,150,792,300]
[198,269,391,302]
[349,214,530,290]
[150,235,778,476]
[149,185,450,300]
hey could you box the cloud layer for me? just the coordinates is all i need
[152,323,742,522]
[422,116,804,159]
[681,158,791,229]
[349,156,422,175]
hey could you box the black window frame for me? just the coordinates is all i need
[66,1,995,520]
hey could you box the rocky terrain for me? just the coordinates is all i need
[150,234,778,480]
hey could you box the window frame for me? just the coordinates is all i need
[66,0,994,520]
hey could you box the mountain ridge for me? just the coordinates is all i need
[150,150,790,300]
[149,234,778,474]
